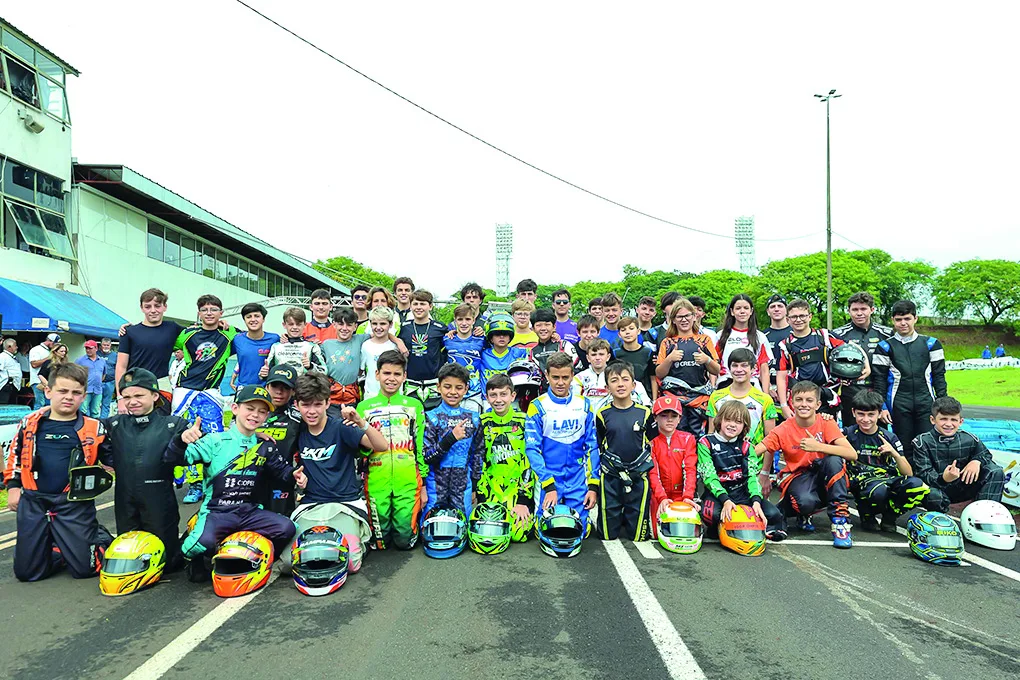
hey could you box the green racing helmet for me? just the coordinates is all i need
[484,314,515,342]
[468,502,513,555]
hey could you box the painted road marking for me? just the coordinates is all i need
[603,539,707,680]
[121,571,280,680]
[634,540,663,559]
[0,500,116,550]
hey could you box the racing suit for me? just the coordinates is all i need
[255,401,302,516]
[163,427,297,559]
[842,425,928,520]
[525,390,600,529]
[649,429,698,515]
[832,322,892,426]
[478,408,535,541]
[596,403,655,541]
[911,429,1005,511]
[358,393,427,549]
[422,402,483,516]
[870,333,947,456]
[697,433,785,536]
[104,411,190,567]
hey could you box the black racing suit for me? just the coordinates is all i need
[832,322,892,426]
[842,425,929,519]
[255,401,302,516]
[595,403,656,541]
[911,430,1005,511]
[870,334,947,456]
[696,433,785,536]
[103,412,190,568]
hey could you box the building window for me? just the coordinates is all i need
[38,211,74,260]
[3,160,35,204]
[4,55,38,109]
[163,228,180,267]
[146,221,163,260]
[35,172,63,213]
[202,243,216,279]
[1,30,35,64]
[5,200,52,250]
[1,29,69,123]
[227,256,239,288]
[37,75,66,120]
[257,269,268,296]
[215,250,228,283]
[180,236,197,272]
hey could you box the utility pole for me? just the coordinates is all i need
[815,89,840,329]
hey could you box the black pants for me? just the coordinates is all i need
[839,384,864,428]
[779,456,850,521]
[701,492,786,536]
[0,382,17,404]
[14,491,112,582]
[890,407,932,457]
[599,471,650,541]
[852,476,929,518]
[115,482,182,569]
[678,407,707,440]
[925,464,1005,511]
[183,503,296,560]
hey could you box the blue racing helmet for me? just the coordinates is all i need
[907,511,964,565]
[422,507,468,559]
[536,504,584,558]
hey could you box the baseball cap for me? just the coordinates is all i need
[84,340,98,349]
[766,294,787,307]
[235,385,274,410]
[266,365,297,388]
[119,367,160,394]
[46,333,61,342]
[652,395,683,416]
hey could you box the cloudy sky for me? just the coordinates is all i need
[9,2,1020,298]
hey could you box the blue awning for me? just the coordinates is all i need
[0,278,128,338]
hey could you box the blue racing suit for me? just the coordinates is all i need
[525,390,600,528]
[422,402,483,516]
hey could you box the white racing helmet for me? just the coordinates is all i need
[960,500,1017,551]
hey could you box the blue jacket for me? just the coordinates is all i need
[423,402,483,479]
[525,390,599,495]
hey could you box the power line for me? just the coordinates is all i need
[232,0,818,244]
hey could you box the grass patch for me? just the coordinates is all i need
[0,488,6,510]
[946,368,1020,408]
[924,324,1018,361]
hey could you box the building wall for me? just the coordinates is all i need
[0,92,71,187]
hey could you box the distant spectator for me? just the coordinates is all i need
[995,343,1006,358]
[15,341,31,385]
[982,345,992,359]
[99,338,118,417]
[74,340,107,418]
[29,333,61,409]
[0,339,22,404]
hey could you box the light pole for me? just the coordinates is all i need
[815,89,840,329]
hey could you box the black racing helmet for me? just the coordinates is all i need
[829,343,868,380]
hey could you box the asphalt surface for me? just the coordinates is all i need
[2,490,1020,680]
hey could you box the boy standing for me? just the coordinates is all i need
[444,303,486,411]
[597,292,624,347]
[360,306,398,400]
[577,339,648,411]
[479,314,530,400]
[510,299,539,351]
[531,308,577,375]
[303,289,338,344]
[832,292,892,427]
[393,276,415,325]
[350,285,371,334]
[763,294,790,407]
[587,298,604,327]
[870,300,947,455]
[320,307,370,410]
[231,303,281,391]
[477,374,535,541]
[596,361,655,541]
[756,381,857,547]
[552,289,579,344]
[398,290,449,409]
[911,397,1005,511]
[4,363,113,581]
[635,296,660,346]
[843,389,929,531]
[357,351,427,550]
[614,316,657,399]
[116,288,184,402]
[516,279,538,304]
[525,352,600,528]
[422,364,483,516]
[706,348,778,447]
[776,299,853,419]
[573,315,605,372]
[264,307,328,377]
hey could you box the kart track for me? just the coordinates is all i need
[1,489,1018,680]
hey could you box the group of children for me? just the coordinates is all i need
[2,278,1009,586]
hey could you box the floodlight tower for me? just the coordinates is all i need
[734,216,757,275]
[495,223,513,296]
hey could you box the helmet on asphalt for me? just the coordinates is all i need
[484,314,515,341]
[468,502,513,555]
[719,505,766,556]
[99,531,166,596]
[657,501,703,555]
[291,525,349,596]
[211,531,274,597]
[959,500,1016,551]
[422,507,468,559]
[828,343,868,380]
[536,504,584,558]
[907,511,964,565]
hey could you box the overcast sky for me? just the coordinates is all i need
[8,2,1020,298]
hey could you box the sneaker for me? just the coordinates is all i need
[798,515,816,532]
[860,515,881,532]
[766,529,789,543]
[182,486,204,504]
[831,517,853,549]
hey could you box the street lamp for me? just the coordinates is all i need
[815,88,841,329]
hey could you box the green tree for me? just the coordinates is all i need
[845,249,935,319]
[933,259,1020,325]
[665,270,753,326]
[314,256,394,290]
[752,251,877,327]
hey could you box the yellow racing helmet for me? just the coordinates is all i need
[719,504,767,556]
[99,531,166,596]
[657,501,703,554]
[212,531,274,598]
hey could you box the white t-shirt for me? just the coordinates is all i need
[717,328,774,386]
[28,344,49,386]
[360,339,397,400]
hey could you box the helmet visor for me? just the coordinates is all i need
[214,556,260,575]
[974,522,1016,535]
[926,534,963,548]
[296,543,343,564]
[660,521,700,538]
[470,520,510,537]
[427,517,463,540]
[103,557,147,575]
[728,529,766,542]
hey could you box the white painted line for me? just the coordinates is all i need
[122,571,280,680]
[0,539,13,550]
[782,539,907,547]
[0,500,115,547]
[603,539,706,680]
[633,540,663,559]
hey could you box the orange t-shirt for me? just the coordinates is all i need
[760,416,844,475]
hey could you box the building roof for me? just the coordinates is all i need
[0,16,80,76]
[73,164,348,294]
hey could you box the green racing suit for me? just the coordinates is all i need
[478,409,535,541]
[357,393,426,549]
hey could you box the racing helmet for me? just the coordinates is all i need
[536,504,584,558]
[907,511,964,565]
[959,500,1016,551]
[657,501,703,555]
[468,502,513,555]
[211,531,275,597]
[719,505,766,556]
[828,343,868,380]
[507,358,543,412]
[422,507,468,559]
[484,314,515,342]
[291,525,350,596]
[99,531,166,596]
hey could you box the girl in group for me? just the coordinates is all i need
[654,297,720,438]
[715,294,772,393]
[368,286,401,336]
